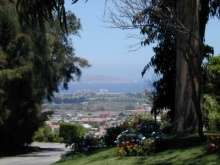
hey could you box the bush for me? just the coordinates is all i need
[59,123,87,148]
[206,133,220,153]
[160,112,173,134]
[125,114,155,127]
[123,114,160,137]
[115,130,145,145]
[105,114,162,147]
[203,95,220,131]
[115,129,157,157]
[78,135,105,153]
[33,125,61,143]
[104,126,125,146]
[142,138,156,154]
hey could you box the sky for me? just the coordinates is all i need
[65,0,220,83]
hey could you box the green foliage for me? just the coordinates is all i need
[0,5,42,149]
[104,126,125,147]
[104,114,159,147]
[203,55,220,132]
[117,142,149,157]
[123,114,160,137]
[205,55,220,99]
[116,130,155,156]
[33,125,61,143]
[136,0,176,121]
[124,113,155,128]
[113,1,216,132]
[59,123,87,146]
[149,35,176,121]
[139,1,213,123]
[79,135,105,153]
[15,0,80,30]
[160,112,173,134]
[142,138,156,154]
[0,1,89,151]
[203,95,220,131]
[115,119,161,157]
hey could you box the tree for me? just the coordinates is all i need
[174,0,214,136]
[174,0,202,135]
[107,0,173,120]
[0,2,89,151]
[108,0,219,136]
[108,0,178,129]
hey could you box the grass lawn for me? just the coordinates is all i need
[55,145,220,165]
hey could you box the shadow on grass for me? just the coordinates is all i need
[133,151,211,165]
[158,135,205,151]
[131,135,217,165]
[177,151,220,165]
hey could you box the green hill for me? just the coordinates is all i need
[55,146,220,165]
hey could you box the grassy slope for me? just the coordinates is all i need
[55,146,220,165]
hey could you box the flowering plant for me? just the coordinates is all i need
[116,138,155,156]
[206,133,220,153]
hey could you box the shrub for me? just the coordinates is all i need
[104,126,125,146]
[125,114,154,127]
[206,133,220,153]
[203,95,220,131]
[59,123,87,148]
[117,146,127,157]
[79,135,105,153]
[33,125,61,143]
[160,112,173,134]
[115,130,156,156]
[124,114,160,137]
[115,130,145,145]
[207,143,218,153]
[116,138,156,157]
[142,138,156,154]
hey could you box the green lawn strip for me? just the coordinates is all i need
[55,146,220,165]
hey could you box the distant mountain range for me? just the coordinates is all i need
[81,75,133,84]
[59,75,153,93]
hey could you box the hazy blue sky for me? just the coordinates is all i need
[66,0,220,83]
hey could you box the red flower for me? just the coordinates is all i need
[207,143,218,153]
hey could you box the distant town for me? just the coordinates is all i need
[43,90,152,137]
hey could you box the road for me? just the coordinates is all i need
[0,143,68,165]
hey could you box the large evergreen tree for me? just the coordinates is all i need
[0,2,89,151]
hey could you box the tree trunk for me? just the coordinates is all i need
[174,0,203,136]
